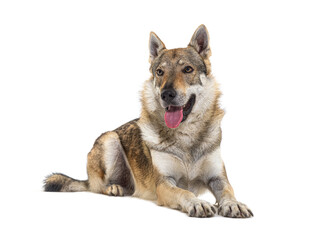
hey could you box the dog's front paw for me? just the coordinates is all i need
[186,199,216,218]
[218,199,253,218]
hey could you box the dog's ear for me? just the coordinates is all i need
[188,24,210,59]
[149,32,166,62]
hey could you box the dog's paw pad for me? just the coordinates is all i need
[218,199,253,218]
[186,199,216,218]
[104,184,124,196]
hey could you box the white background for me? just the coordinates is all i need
[1,0,322,239]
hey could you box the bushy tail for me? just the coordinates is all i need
[44,173,89,192]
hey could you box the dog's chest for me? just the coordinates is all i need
[138,120,223,193]
[150,148,222,195]
[151,149,201,178]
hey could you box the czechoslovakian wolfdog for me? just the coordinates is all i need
[44,25,253,218]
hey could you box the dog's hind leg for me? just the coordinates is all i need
[87,131,135,196]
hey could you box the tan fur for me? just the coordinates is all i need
[44,25,252,218]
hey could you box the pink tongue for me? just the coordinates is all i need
[164,106,183,128]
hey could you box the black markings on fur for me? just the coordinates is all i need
[172,50,177,59]
[107,149,135,196]
[197,76,203,86]
[94,127,136,196]
[115,119,154,188]
[218,206,222,215]
[189,207,196,217]
[211,206,216,215]
[150,41,159,58]
[201,205,207,217]
[248,209,254,217]
[43,173,88,192]
[228,206,232,217]
[43,173,66,192]
[237,205,242,217]
[44,180,63,192]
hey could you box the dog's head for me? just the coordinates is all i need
[147,25,214,129]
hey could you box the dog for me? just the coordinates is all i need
[44,25,253,218]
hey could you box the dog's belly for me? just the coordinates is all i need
[150,149,222,196]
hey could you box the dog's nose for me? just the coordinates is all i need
[161,88,177,103]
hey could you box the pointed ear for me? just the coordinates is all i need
[149,32,166,62]
[188,24,210,58]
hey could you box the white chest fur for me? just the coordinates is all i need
[151,148,224,195]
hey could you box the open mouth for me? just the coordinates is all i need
[164,94,196,128]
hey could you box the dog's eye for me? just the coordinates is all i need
[183,66,194,73]
[156,69,164,76]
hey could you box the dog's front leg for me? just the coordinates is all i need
[208,175,253,218]
[156,178,216,217]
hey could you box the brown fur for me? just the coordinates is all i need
[44,25,252,218]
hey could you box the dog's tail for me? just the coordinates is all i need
[43,173,89,192]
